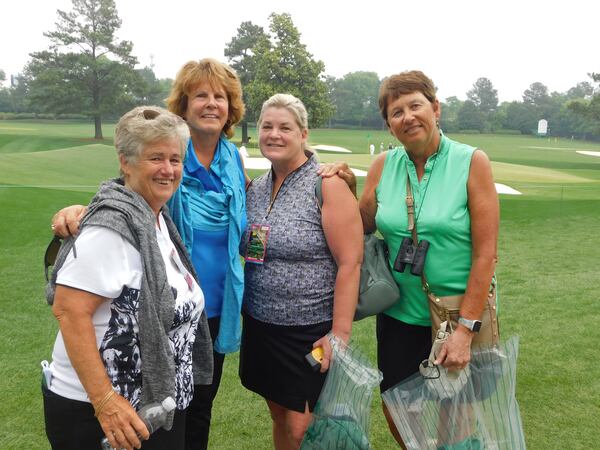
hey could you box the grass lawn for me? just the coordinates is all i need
[1,120,599,449]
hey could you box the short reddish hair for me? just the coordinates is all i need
[166,58,245,138]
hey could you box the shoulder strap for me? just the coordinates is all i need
[406,176,432,294]
[315,176,323,211]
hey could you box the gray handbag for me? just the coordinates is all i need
[355,234,401,320]
[315,178,401,321]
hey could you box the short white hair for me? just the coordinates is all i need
[115,106,189,166]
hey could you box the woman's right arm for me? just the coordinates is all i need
[52,205,87,237]
[358,152,386,233]
[53,286,149,450]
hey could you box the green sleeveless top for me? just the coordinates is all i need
[375,133,475,326]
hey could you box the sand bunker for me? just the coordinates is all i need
[242,156,365,176]
[576,151,600,157]
[242,157,272,169]
[494,183,521,195]
[241,157,519,194]
[313,144,352,153]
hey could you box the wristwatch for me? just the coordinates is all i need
[458,317,482,333]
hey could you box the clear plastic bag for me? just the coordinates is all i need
[300,335,383,450]
[382,336,525,450]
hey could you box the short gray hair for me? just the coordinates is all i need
[115,106,190,167]
[257,94,308,130]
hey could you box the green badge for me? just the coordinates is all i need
[245,224,271,264]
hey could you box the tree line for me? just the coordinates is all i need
[1,0,599,141]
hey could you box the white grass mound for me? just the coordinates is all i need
[495,183,521,195]
[242,156,367,176]
[576,151,600,157]
[313,144,352,153]
[242,157,272,169]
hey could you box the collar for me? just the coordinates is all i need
[184,136,223,175]
[435,131,450,159]
[267,150,316,183]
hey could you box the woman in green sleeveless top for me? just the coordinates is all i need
[359,71,499,446]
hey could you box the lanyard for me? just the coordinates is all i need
[405,153,437,232]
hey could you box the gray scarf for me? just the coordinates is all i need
[46,179,213,429]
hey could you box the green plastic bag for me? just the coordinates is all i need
[300,336,382,450]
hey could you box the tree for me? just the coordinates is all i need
[25,0,140,138]
[503,101,537,134]
[0,70,9,112]
[568,73,600,136]
[440,96,463,133]
[135,66,172,107]
[225,21,270,142]
[329,71,381,127]
[226,13,333,132]
[466,77,498,117]
[566,81,594,100]
[522,82,550,106]
[457,100,484,131]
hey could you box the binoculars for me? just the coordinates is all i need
[393,237,429,276]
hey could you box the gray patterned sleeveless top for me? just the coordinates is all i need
[241,153,337,325]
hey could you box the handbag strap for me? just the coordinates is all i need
[405,176,433,295]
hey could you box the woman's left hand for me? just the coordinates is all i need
[435,327,473,372]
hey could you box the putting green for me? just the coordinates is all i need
[0,144,118,192]
[490,161,593,184]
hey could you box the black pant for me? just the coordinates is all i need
[43,383,186,450]
[185,316,226,450]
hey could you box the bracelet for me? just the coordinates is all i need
[94,389,116,418]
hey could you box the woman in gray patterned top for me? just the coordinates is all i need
[239,94,363,449]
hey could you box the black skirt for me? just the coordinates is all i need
[239,313,332,413]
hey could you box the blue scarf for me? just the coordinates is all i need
[167,136,245,354]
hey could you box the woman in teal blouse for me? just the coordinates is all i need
[359,70,499,446]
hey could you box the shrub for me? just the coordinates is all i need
[494,129,522,135]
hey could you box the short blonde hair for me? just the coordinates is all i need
[257,93,316,156]
[166,58,245,138]
[115,106,189,169]
[257,93,308,130]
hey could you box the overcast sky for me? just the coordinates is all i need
[2,0,597,102]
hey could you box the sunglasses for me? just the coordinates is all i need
[44,236,62,282]
[419,359,441,380]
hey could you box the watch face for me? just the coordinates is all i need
[459,317,482,332]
